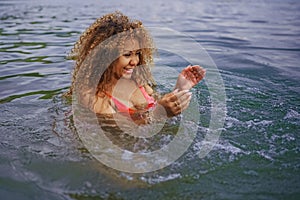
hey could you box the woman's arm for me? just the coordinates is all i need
[93,97,116,114]
[153,89,192,118]
[175,65,206,91]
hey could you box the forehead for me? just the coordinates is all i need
[123,38,140,51]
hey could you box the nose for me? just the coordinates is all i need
[129,54,139,66]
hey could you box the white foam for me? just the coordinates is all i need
[193,139,248,157]
[245,119,273,128]
[224,116,241,128]
[257,150,274,161]
[140,173,181,184]
[284,109,300,120]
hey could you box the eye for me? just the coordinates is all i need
[123,52,131,57]
[136,50,142,56]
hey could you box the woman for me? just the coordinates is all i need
[66,11,205,124]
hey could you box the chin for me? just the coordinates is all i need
[122,74,132,79]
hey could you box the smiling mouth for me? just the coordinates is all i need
[123,67,134,74]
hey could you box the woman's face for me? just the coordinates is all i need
[113,38,141,79]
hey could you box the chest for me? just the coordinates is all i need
[112,83,148,110]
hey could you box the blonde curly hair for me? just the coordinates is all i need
[65,11,156,109]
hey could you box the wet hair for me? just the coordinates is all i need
[65,11,156,108]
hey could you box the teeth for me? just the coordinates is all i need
[124,68,133,74]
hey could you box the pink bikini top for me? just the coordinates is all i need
[105,86,156,115]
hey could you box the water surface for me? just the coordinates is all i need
[0,0,299,199]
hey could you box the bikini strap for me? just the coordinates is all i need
[104,91,135,114]
[139,86,156,109]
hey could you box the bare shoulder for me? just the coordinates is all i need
[93,95,115,114]
[144,84,154,95]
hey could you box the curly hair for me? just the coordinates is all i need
[65,11,156,109]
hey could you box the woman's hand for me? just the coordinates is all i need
[175,65,206,91]
[154,89,192,118]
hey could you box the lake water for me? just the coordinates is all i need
[0,0,299,199]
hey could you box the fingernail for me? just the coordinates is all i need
[188,92,192,96]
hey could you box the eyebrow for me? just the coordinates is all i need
[123,49,141,52]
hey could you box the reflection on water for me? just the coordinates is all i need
[0,0,300,199]
[75,107,177,153]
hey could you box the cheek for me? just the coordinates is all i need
[113,58,127,73]
[117,57,127,67]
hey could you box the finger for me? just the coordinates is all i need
[174,94,191,114]
[195,71,205,80]
[190,65,201,71]
[195,69,206,80]
[200,69,206,77]
[181,92,192,109]
[171,90,190,101]
[180,96,191,111]
[187,70,195,77]
[191,65,200,72]
[200,69,206,80]
[177,91,192,104]
[187,65,193,69]
[183,72,196,82]
[182,66,190,74]
[193,65,205,73]
[193,66,204,75]
[163,89,178,99]
[173,88,179,93]
[191,66,205,77]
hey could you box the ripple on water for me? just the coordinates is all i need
[0,0,300,199]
